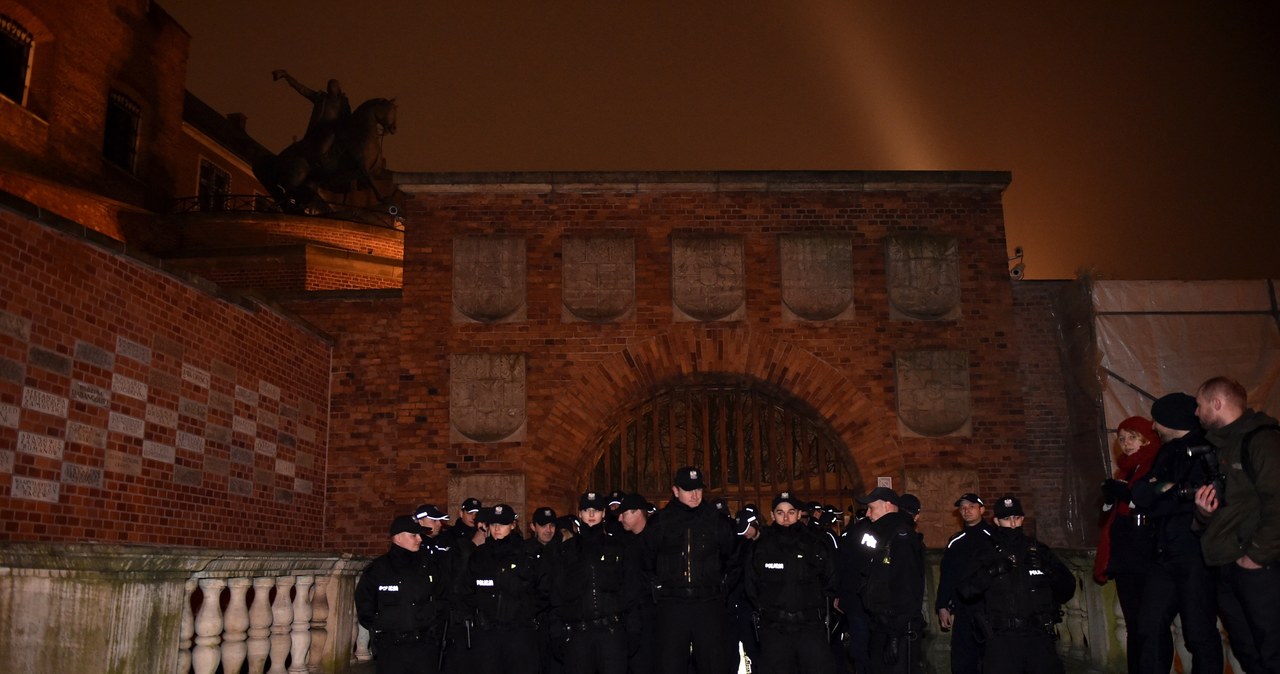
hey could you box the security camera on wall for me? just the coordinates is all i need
[1008,245,1025,280]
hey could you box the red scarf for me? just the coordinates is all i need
[1093,441,1159,583]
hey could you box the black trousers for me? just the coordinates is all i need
[950,605,985,674]
[472,626,540,674]
[1113,572,1148,674]
[759,622,836,674]
[1217,562,1280,674]
[983,632,1063,674]
[373,637,440,674]
[867,627,924,674]
[654,598,728,674]
[564,624,628,674]
[1134,549,1222,674]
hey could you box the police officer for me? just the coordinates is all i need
[449,497,483,543]
[959,496,1075,674]
[355,515,449,674]
[616,493,656,674]
[640,466,737,674]
[747,491,837,674]
[936,493,994,674]
[730,506,763,670]
[856,487,926,674]
[456,504,545,674]
[550,491,636,674]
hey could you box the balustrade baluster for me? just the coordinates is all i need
[247,577,274,674]
[222,577,251,674]
[355,623,372,662]
[177,578,197,674]
[307,575,331,670]
[192,578,226,674]
[288,575,314,674]
[268,576,295,674]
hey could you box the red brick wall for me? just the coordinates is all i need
[0,203,332,550]
[302,173,1030,554]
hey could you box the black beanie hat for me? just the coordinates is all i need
[1151,392,1199,431]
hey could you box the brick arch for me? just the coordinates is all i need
[531,326,904,499]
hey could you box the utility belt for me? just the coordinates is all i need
[372,628,433,646]
[564,614,622,632]
[470,614,535,633]
[988,614,1057,636]
[759,607,826,626]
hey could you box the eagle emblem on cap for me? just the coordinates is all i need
[495,506,504,514]
[689,469,698,479]
[1003,498,1013,506]
[588,492,596,499]
[781,491,790,498]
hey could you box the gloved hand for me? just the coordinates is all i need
[884,635,900,665]
[1026,545,1044,570]
[986,557,1013,577]
[1101,479,1130,505]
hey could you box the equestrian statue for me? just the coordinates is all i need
[253,70,398,214]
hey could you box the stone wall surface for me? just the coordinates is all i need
[0,204,332,550]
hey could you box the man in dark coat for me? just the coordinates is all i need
[936,493,995,674]
[857,487,926,674]
[355,515,449,674]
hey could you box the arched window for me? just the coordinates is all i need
[0,14,33,105]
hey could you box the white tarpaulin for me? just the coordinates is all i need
[1093,280,1280,433]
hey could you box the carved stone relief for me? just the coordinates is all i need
[453,237,527,323]
[886,235,961,320]
[450,353,527,443]
[448,473,527,532]
[896,350,971,437]
[671,235,745,322]
[780,233,855,321]
[562,236,635,323]
[905,468,981,548]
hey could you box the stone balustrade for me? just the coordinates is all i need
[0,542,370,674]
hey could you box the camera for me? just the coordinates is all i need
[1173,444,1227,505]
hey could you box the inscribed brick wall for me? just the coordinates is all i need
[0,206,332,550]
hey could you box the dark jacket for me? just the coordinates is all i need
[959,526,1074,631]
[549,521,638,622]
[355,544,448,637]
[1199,410,1280,566]
[456,535,546,629]
[836,515,876,615]
[641,498,737,600]
[935,520,994,613]
[1131,430,1211,556]
[861,511,925,632]
[746,522,834,624]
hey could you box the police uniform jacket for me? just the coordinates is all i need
[746,522,834,625]
[1130,430,1212,556]
[935,521,994,614]
[355,544,447,638]
[642,498,737,600]
[457,535,546,629]
[958,527,1074,631]
[860,511,925,632]
[549,521,637,623]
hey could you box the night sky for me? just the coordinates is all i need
[162,1,1280,281]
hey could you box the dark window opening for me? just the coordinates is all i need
[198,159,231,211]
[0,14,33,105]
[103,91,141,172]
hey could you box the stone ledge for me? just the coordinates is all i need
[394,170,1013,194]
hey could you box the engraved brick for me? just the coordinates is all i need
[0,449,13,473]
[235,385,259,406]
[153,335,184,359]
[104,449,143,476]
[206,456,230,477]
[275,488,293,504]
[71,381,110,407]
[209,392,234,414]
[229,477,253,497]
[12,476,59,503]
[233,416,256,436]
[254,467,273,486]
[278,432,296,448]
[61,462,104,488]
[29,347,71,376]
[275,458,295,477]
[258,410,278,429]
[260,381,281,400]
[18,431,64,460]
[298,426,316,443]
[66,422,107,448]
[74,341,114,370]
[280,405,298,420]
[231,446,254,465]
[111,373,148,401]
[142,441,176,464]
[176,431,205,453]
[174,465,203,487]
[0,310,32,341]
[115,336,152,364]
[212,360,237,380]
[108,412,145,438]
[179,398,208,419]
[207,425,231,445]
[295,478,313,495]
[149,370,181,393]
[0,356,24,384]
[255,438,277,457]
[296,452,315,469]
[0,402,18,428]
[182,364,210,388]
[23,387,68,418]
[146,404,178,429]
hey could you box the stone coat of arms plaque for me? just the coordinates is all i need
[562,237,636,323]
[671,235,745,322]
[450,354,527,443]
[453,237,526,323]
[780,233,855,321]
[886,235,960,321]
[896,350,971,437]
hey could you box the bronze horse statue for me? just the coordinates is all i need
[253,97,397,213]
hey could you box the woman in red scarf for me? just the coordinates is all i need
[1093,415,1161,673]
